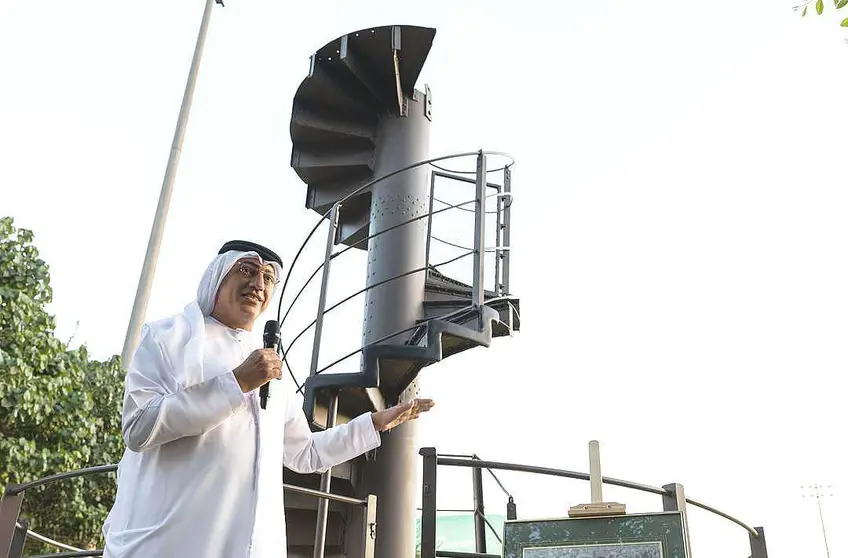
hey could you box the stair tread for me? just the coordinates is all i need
[291,107,376,144]
[300,62,379,118]
[291,141,374,188]
[302,305,512,421]
[306,177,372,214]
[312,25,437,109]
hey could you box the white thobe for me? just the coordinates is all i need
[102,314,381,558]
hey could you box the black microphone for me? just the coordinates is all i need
[260,319,281,410]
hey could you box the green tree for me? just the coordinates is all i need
[796,0,848,27]
[0,216,125,553]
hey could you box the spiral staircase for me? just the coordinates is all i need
[288,24,520,427]
[284,24,520,558]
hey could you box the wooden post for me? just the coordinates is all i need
[589,440,603,503]
[568,441,626,518]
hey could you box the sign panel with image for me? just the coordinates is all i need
[503,512,687,558]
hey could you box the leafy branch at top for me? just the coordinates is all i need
[795,0,848,27]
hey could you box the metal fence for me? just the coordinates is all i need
[418,448,769,558]
[0,465,377,558]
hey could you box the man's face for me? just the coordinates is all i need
[211,257,277,330]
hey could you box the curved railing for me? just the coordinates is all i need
[418,449,769,558]
[275,149,513,317]
[2,448,770,558]
[0,465,377,558]
[272,149,515,392]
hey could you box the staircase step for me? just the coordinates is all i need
[392,308,501,394]
[302,306,507,422]
[300,62,381,120]
[291,143,374,185]
[306,176,373,215]
[311,26,437,112]
[424,267,498,302]
[337,33,396,113]
[291,106,376,144]
[336,194,372,249]
[423,298,520,338]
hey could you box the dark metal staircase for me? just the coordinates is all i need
[283,24,519,558]
[288,24,519,426]
[291,25,436,249]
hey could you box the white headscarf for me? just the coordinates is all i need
[175,250,283,387]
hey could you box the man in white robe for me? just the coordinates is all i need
[102,240,433,558]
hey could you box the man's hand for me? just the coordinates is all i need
[371,398,435,432]
[233,349,282,393]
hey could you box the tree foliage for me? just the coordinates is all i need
[797,0,848,28]
[0,216,124,553]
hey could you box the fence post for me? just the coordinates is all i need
[425,171,436,270]
[472,152,487,310]
[749,527,768,558]
[8,519,27,558]
[420,447,438,558]
[309,203,340,377]
[501,166,511,295]
[363,494,378,558]
[472,457,487,554]
[0,486,25,558]
[662,483,692,557]
[494,183,503,296]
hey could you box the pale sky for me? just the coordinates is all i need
[1,1,846,556]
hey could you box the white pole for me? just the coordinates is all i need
[802,484,833,558]
[121,0,217,366]
[816,495,831,558]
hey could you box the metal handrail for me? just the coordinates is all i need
[275,188,510,386]
[288,298,510,394]
[281,250,474,377]
[274,150,513,324]
[275,155,514,393]
[1,465,376,557]
[431,197,502,214]
[5,466,118,496]
[311,297,513,378]
[474,510,503,544]
[430,156,514,175]
[15,524,81,553]
[430,236,510,253]
[275,197,486,389]
[436,456,760,538]
[278,191,508,333]
[272,149,515,405]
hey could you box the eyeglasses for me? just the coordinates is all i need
[235,262,279,287]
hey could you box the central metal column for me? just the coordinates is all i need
[360,90,430,558]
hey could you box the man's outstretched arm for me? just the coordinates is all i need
[282,397,435,474]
